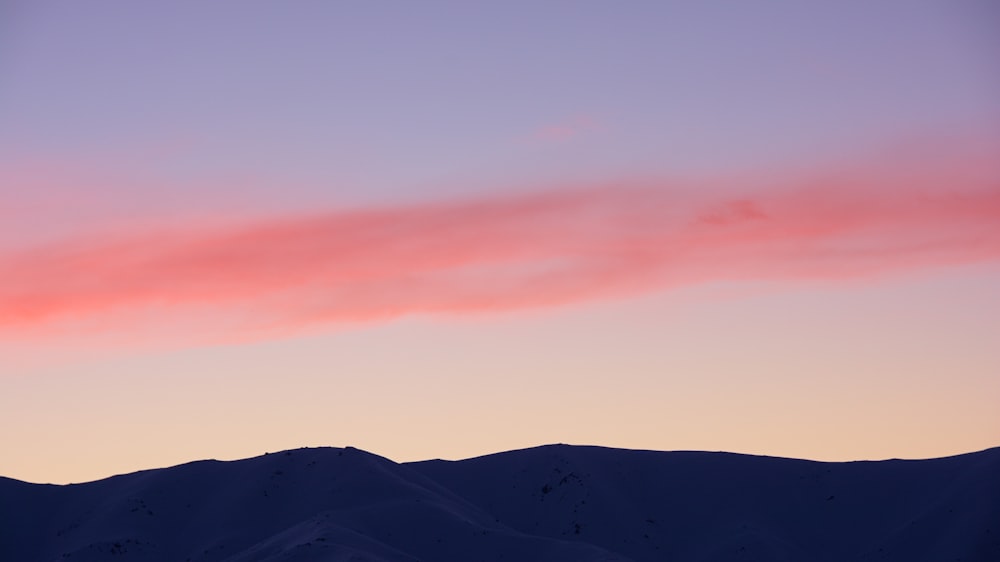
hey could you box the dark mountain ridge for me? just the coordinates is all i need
[2,445,998,561]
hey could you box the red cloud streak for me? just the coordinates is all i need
[2,143,999,342]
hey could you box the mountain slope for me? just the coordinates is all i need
[412,445,1000,561]
[2,445,998,561]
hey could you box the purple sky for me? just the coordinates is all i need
[1,1,998,483]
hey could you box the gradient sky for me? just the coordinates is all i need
[2,1,999,484]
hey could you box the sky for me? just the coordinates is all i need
[1,0,998,484]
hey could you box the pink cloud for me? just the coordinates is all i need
[1,136,998,345]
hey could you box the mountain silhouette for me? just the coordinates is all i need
[2,444,998,561]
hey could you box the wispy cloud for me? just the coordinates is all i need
[2,136,998,344]
[531,115,598,142]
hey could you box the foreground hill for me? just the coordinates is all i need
[1,445,998,561]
